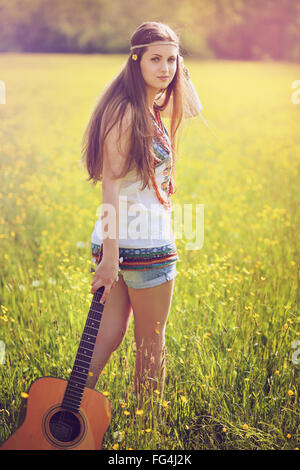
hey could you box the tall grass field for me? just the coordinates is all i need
[0,54,299,450]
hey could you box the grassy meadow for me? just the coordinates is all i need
[0,53,299,450]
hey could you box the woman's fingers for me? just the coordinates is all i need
[90,277,116,302]
[99,286,108,304]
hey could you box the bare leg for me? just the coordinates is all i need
[127,278,175,404]
[86,274,132,389]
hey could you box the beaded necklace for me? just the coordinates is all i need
[150,106,175,210]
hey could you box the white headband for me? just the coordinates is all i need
[130,41,179,52]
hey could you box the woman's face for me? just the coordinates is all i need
[139,44,178,96]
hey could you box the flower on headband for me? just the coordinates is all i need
[132,54,138,61]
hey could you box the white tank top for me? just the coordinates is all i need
[91,164,176,248]
[91,109,176,248]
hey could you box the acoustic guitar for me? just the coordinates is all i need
[1,285,112,450]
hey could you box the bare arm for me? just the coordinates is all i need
[91,104,132,300]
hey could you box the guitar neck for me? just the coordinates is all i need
[61,286,105,412]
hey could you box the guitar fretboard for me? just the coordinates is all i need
[61,286,105,412]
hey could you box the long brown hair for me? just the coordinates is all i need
[81,21,184,191]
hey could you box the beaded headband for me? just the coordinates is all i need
[130,40,179,52]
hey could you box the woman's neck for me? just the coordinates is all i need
[146,87,159,116]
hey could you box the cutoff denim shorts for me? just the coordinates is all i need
[91,243,178,289]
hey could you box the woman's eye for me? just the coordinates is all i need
[151,57,159,62]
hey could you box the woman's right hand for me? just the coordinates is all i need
[91,258,120,303]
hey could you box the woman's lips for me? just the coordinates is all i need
[157,76,169,81]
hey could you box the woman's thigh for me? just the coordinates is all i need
[95,273,133,348]
[127,278,175,344]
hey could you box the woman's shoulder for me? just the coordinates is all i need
[101,101,134,135]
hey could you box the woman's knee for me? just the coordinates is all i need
[135,332,165,355]
[99,327,126,353]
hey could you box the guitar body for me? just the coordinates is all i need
[1,376,112,450]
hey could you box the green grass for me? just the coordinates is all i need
[0,54,299,450]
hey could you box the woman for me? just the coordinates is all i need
[81,21,203,402]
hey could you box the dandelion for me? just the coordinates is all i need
[123,410,130,416]
[242,424,249,430]
[21,392,29,399]
[180,395,188,403]
[135,409,144,416]
[222,427,227,433]
[288,390,294,397]
[112,443,119,450]
[102,391,110,396]
[275,370,280,375]
[145,428,151,433]
[154,389,160,395]
[286,433,292,439]
[32,280,40,287]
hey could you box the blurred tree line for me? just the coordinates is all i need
[0,0,299,61]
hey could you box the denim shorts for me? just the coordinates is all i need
[91,243,178,289]
[119,262,178,289]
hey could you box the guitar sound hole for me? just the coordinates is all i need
[49,410,81,443]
